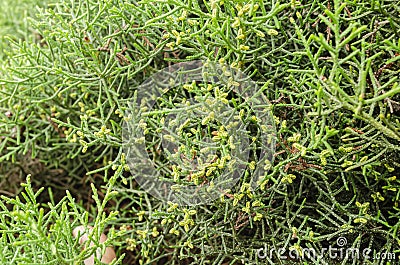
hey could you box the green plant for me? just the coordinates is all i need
[1,0,400,264]
[0,175,124,264]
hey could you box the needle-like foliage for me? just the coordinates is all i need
[0,0,400,264]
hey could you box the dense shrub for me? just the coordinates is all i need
[1,0,400,264]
